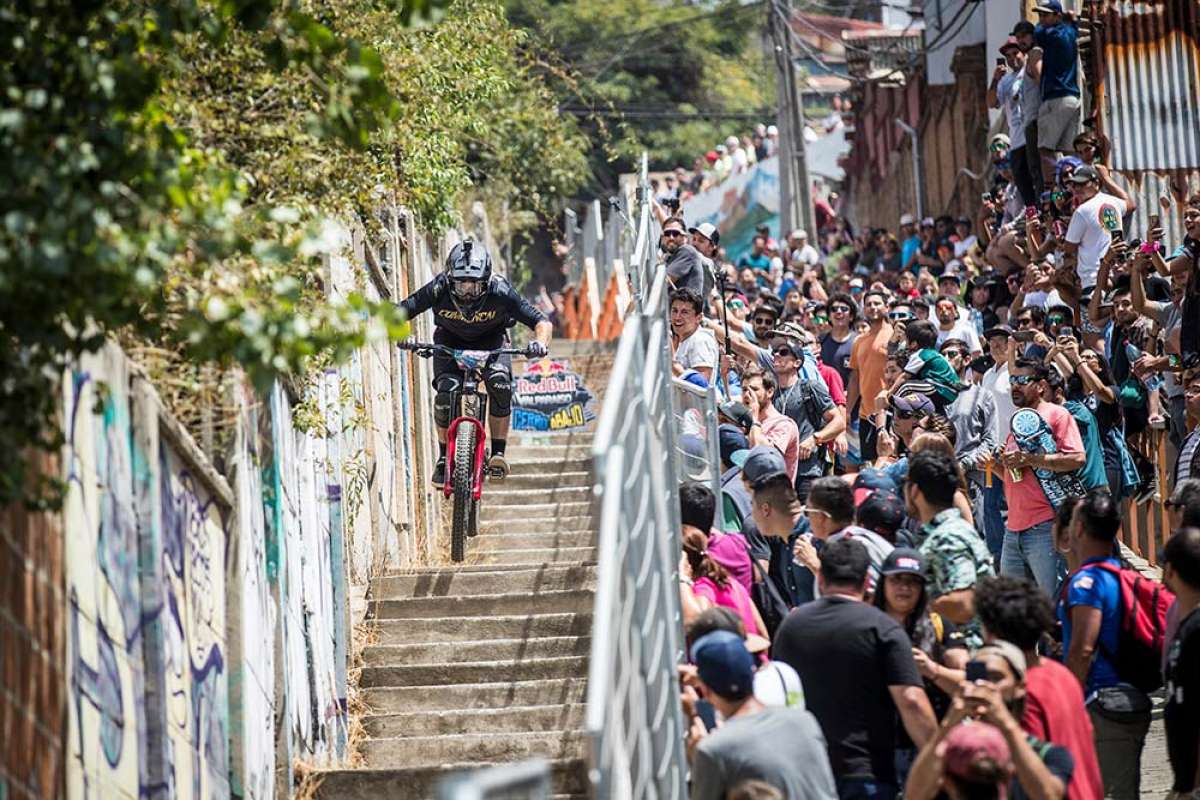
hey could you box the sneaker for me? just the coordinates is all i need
[487,452,509,480]
[432,457,446,486]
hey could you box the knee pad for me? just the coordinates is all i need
[485,369,512,417]
[433,375,460,428]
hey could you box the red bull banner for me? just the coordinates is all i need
[512,358,596,432]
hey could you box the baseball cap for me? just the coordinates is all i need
[899,213,915,226]
[1068,163,1100,184]
[982,324,1013,339]
[943,722,1013,785]
[718,423,750,466]
[692,630,756,699]
[726,135,740,148]
[920,217,935,228]
[857,491,908,540]
[741,445,788,487]
[1000,35,1021,54]
[1033,0,1064,13]
[718,402,754,434]
[852,467,898,505]
[976,640,1028,681]
[680,369,709,389]
[689,222,721,246]
[938,273,962,285]
[791,228,808,240]
[766,124,778,135]
[891,382,938,416]
[705,150,719,163]
[880,546,925,577]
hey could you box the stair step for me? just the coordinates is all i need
[505,444,595,460]
[479,501,593,522]
[360,655,589,688]
[369,589,593,620]
[475,517,594,535]
[471,531,594,550]
[361,730,588,769]
[372,565,595,599]
[506,457,592,476]
[371,613,592,646]
[485,485,593,503]
[362,678,588,714]
[363,635,592,666]
[466,546,597,566]
[364,703,586,738]
[311,758,588,799]
[493,470,592,489]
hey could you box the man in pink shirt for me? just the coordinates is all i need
[743,367,801,483]
[998,358,1086,592]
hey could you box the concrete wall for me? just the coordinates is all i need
[2,208,440,800]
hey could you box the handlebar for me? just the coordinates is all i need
[397,341,536,359]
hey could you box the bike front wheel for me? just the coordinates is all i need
[450,424,477,562]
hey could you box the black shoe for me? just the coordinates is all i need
[432,457,446,486]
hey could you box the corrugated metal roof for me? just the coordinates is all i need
[1095,0,1200,239]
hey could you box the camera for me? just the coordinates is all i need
[660,197,680,211]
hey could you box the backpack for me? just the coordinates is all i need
[1063,561,1175,692]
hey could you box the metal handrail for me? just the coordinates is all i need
[586,153,707,800]
[670,377,723,501]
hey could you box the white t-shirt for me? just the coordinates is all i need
[997,70,1026,148]
[675,328,719,373]
[792,243,820,267]
[1066,191,1127,289]
[954,235,978,259]
[936,320,983,354]
[981,362,1017,442]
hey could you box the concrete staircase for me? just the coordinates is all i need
[314,345,614,799]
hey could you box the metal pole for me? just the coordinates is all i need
[895,118,926,221]
[768,17,794,235]
[781,0,816,236]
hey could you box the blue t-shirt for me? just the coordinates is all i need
[1059,556,1122,695]
[1035,22,1080,100]
[901,235,921,270]
[738,252,772,273]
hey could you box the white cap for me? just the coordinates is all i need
[688,222,720,245]
[725,135,740,148]
[791,229,808,240]
[716,144,727,154]
[767,125,778,135]
[899,213,915,226]
[754,661,805,708]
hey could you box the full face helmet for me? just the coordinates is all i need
[445,239,492,312]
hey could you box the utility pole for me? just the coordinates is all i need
[772,0,816,236]
[768,9,794,235]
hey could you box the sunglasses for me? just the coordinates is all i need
[989,142,1008,152]
[812,315,828,325]
[662,229,685,238]
[1015,318,1035,327]
[1011,374,1037,385]
[895,409,925,420]
[728,299,746,310]
[753,316,776,325]
[799,506,832,518]
[942,349,964,358]
[829,305,851,314]
[888,311,913,321]
[1047,314,1065,324]
[772,347,796,357]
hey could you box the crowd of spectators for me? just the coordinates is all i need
[662,4,1200,798]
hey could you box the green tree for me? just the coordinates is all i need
[503,0,775,192]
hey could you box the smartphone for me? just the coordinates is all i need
[982,192,993,202]
[1060,325,1075,340]
[966,660,988,682]
[1013,329,1037,343]
[1025,205,1038,219]
[1111,229,1124,242]
[1149,214,1161,229]
[996,57,1006,66]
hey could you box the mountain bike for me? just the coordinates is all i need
[398,340,533,562]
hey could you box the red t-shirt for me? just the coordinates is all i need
[1023,658,1104,800]
[816,361,847,407]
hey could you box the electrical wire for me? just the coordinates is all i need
[556,2,765,60]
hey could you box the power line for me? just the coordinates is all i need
[556,2,766,60]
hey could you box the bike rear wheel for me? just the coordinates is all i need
[450,424,477,562]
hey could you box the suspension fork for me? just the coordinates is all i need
[444,386,489,500]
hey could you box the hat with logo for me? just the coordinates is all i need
[689,222,721,246]
[880,546,925,577]
[891,382,938,416]
[1068,163,1100,184]
[691,630,756,699]
[1033,0,1064,13]
[857,491,908,540]
[741,445,788,487]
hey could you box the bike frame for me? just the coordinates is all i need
[445,385,489,501]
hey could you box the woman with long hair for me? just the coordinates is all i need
[680,525,768,641]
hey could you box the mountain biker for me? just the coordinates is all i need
[399,240,553,484]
